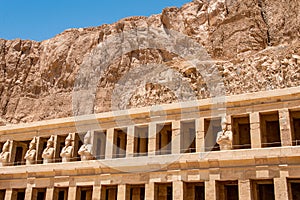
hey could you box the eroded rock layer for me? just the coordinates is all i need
[0,0,299,124]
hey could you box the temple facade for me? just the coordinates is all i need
[0,87,300,200]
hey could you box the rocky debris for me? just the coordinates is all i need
[0,0,299,124]
[0,118,6,126]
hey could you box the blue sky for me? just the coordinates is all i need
[0,0,191,41]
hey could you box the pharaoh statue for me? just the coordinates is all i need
[42,136,55,164]
[24,137,37,165]
[216,116,233,150]
[60,133,74,162]
[0,140,11,166]
[78,131,94,161]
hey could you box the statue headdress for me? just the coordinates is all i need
[84,131,92,144]
[29,137,37,149]
[30,137,37,144]
[3,139,11,151]
[48,135,55,144]
[221,116,230,125]
[66,133,73,141]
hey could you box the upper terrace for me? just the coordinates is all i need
[0,86,299,170]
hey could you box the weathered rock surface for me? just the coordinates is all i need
[0,0,299,124]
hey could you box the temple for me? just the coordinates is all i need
[0,87,299,200]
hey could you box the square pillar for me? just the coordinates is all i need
[172,121,181,154]
[173,181,184,200]
[68,186,77,200]
[4,189,13,200]
[279,109,293,146]
[45,188,54,200]
[105,128,114,159]
[117,184,126,200]
[238,180,251,200]
[145,182,155,200]
[274,170,289,200]
[126,126,135,157]
[24,187,33,200]
[148,123,157,156]
[205,174,219,200]
[196,118,205,152]
[205,180,216,200]
[92,185,101,200]
[250,112,262,148]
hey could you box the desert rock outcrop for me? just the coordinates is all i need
[0,0,299,124]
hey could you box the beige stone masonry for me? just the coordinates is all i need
[238,180,251,200]
[145,182,155,200]
[67,186,77,200]
[24,187,33,200]
[250,112,262,148]
[148,122,157,156]
[126,126,135,157]
[105,128,114,159]
[0,87,300,200]
[45,188,54,200]
[173,181,184,200]
[117,184,126,200]
[205,174,220,200]
[279,108,293,146]
[274,168,289,200]
[172,120,181,154]
[4,189,13,200]
[196,118,205,152]
[92,185,101,200]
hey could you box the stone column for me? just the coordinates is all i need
[196,118,205,153]
[279,109,293,146]
[4,189,13,200]
[45,188,54,200]
[24,186,33,200]
[126,126,135,157]
[148,123,157,156]
[68,186,77,200]
[238,180,251,200]
[172,121,181,154]
[250,112,262,148]
[117,184,126,200]
[274,169,289,200]
[205,174,219,200]
[145,182,155,200]
[105,128,114,159]
[92,185,101,200]
[173,181,184,200]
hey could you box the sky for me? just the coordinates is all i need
[0,0,191,41]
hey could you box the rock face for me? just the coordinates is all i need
[0,0,299,124]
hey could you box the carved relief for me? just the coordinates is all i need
[216,116,233,151]
[0,140,11,166]
[60,133,74,162]
[24,137,37,165]
[78,131,94,161]
[42,136,55,164]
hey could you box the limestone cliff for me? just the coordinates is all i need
[0,0,299,124]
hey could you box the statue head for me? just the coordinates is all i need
[83,131,92,144]
[221,116,229,131]
[47,135,55,148]
[29,137,37,149]
[65,133,73,146]
[2,140,10,152]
